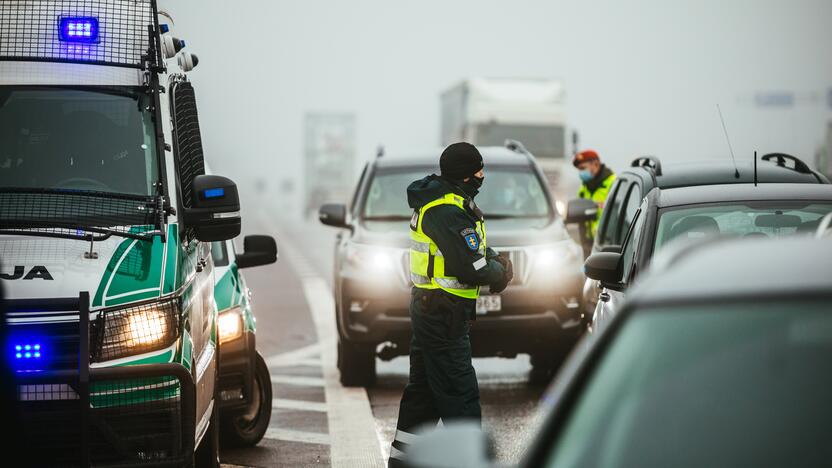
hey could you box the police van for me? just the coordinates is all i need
[0,1,269,465]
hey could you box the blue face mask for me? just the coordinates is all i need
[578,169,593,182]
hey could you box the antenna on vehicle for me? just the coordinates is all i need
[753,150,758,186]
[717,104,740,179]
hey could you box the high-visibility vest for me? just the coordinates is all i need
[577,173,616,237]
[409,193,486,299]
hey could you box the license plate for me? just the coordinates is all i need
[476,295,501,315]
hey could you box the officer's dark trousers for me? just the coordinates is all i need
[388,288,481,466]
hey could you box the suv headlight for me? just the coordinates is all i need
[93,299,180,362]
[344,243,400,273]
[531,242,581,274]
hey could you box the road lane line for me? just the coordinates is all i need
[273,398,328,412]
[265,342,321,367]
[270,375,325,387]
[302,276,385,468]
[264,427,331,445]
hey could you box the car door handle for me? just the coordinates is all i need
[196,257,207,272]
[599,291,611,303]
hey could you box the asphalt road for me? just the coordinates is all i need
[220,212,548,467]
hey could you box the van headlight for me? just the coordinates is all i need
[218,307,244,344]
[94,299,179,362]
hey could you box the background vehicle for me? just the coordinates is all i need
[441,78,577,202]
[404,238,832,468]
[585,183,832,330]
[566,154,830,314]
[212,235,277,446]
[0,2,241,465]
[319,142,585,386]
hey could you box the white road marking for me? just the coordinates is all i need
[273,398,328,413]
[270,375,325,387]
[264,427,331,445]
[265,342,321,367]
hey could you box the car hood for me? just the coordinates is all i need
[358,217,573,249]
[0,232,173,309]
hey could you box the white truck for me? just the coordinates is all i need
[440,78,577,204]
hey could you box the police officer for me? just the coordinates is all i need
[388,142,513,466]
[574,149,616,243]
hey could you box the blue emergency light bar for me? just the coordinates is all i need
[203,188,226,199]
[13,343,42,360]
[59,17,100,43]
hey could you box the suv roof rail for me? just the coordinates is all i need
[504,139,530,156]
[631,155,662,176]
[760,153,811,174]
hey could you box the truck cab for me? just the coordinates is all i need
[0,1,246,465]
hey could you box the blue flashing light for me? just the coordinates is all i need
[59,17,100,43]
[12,342,45,361]
[15,353,21,359]
[160,24,170,34]
[15,345,21,351]
[203,188,226,199]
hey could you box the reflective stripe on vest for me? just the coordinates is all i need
[409,192,486,299]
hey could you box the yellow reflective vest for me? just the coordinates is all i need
[409,193,486,299]
[577,173,616,237]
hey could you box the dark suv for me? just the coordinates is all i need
[319,143,585,385]
[566,154,830,312]
[584,183,832,330]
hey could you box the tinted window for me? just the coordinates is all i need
[0,87,158,195]
[619,185,642,244]
[654,202,832,249]
[599,179,630,246]
[546,301,832,468]
[620,206,644,282]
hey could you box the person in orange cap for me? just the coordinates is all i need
[574,149,616,240]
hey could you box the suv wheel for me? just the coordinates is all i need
[337,338,376,387]
[221,352,273,447]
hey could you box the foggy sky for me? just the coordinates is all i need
[167,0,832,216]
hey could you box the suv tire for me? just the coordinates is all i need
[337,338,376,387]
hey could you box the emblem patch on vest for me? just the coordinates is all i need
[460,227,479,251]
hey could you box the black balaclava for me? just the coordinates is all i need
[439,142,484,197]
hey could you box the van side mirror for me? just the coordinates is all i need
[236,235,278,269]
[565,198,599,224]
[319,203,349,228]
[584,252,623,285]
[183,174,241,242]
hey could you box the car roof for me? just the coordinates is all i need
[371,146,531,171]
[627,237,832,305]
[621,159,826,189]
[653,183,832,208]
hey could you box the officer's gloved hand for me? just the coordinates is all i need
[489,254,514,294]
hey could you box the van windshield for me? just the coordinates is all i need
[0,86,159,196]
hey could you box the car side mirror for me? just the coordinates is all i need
[584,252,623,285]
[236,235,278,269]
[319,203,349,229]
[402,422,496,468]
[565,198,599,224]
[601,244,621,253]
[183,174,241,242]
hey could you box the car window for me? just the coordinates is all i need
[619,206,645,283]
[544,301,832,468]
[654,202,832,250]
[617,184,642,245]
[599,179,629,246]
[211,241,229,267]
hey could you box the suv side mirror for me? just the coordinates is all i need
[319,203,349,228]
[584,252,623,285]
[183,174,241,242]
[237,235,278,269]
[565,198,599,224]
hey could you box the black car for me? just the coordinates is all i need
[585,183,832,329]
[566,153,829,312]
[319,143,585,385]
[403,237,832,468]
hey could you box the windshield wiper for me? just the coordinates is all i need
[363,215,412,221]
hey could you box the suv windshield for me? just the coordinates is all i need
[546,301,832,468]
[654,202,832,249]
[363,167,552,221]
[0,86,159,195]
